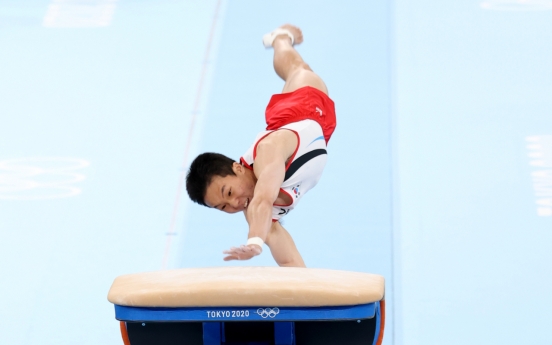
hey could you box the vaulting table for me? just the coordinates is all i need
[108,267,385,345]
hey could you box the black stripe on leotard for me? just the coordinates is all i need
[284,149,327,182]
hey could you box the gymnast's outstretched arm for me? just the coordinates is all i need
[265,221,306,267]
[222,130,297,262]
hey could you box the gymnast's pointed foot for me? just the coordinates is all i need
[263,24,304,48]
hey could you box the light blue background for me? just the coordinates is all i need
[1,0,551,344]
[394,1,552,344]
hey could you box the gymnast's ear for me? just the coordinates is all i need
[232,161,244,174]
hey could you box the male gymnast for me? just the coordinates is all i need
[186,24,336,267]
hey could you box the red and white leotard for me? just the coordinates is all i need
[240,86,337,221]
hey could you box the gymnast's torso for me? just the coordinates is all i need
[240,119,328,221]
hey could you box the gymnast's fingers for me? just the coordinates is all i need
[223,246,240,254]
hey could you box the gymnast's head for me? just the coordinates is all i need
[186,152,256,213]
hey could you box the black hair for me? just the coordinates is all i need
[186,152,236,206]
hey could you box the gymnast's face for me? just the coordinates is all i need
[204,163,256,214]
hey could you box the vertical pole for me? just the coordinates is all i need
[274,322,295,345]
[372,300,386,345]
[119,321,131,345]
[203,322,222,345]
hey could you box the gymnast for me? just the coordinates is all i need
[186,24,336,267]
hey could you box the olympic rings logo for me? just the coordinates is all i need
[256,308,280,318]
[0,157,90,200]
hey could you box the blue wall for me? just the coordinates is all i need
[393,1,552,344]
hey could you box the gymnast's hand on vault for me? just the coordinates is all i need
[223,244,262,261]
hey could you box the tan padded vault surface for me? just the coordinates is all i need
[107,266,385,307]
